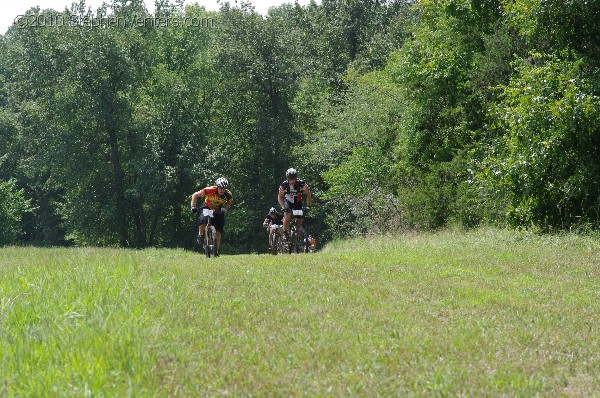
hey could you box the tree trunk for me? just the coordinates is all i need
[107,111,129,247]
[132,199,147,248]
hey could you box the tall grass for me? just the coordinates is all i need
[1,228,599,396]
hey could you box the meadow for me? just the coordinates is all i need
[1,228,599,396]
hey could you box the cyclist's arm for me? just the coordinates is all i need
[278,190,285,209]
[222,198,233,209]
[304,185,311,207]
[190,189,205,208]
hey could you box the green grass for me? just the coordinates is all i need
[1,228,599,396]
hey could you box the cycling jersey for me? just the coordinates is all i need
[202,186,233,210]
[279,179,307,204]
[265,212,284,225]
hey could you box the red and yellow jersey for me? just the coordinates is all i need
[202,186,233,210]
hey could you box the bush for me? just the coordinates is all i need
[0,179,31,245]
[480,54,600,230]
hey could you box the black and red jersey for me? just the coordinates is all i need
[265,212,284,225]
[279,179,308,204]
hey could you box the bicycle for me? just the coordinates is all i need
[202,208,218,258]
[268,223,284,255]
[286,208,308,254]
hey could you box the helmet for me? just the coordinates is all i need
[216,177,229,188]
[286,168,297,179]
[269,207,277,214]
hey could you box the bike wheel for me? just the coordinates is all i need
[299,227,308,253]
[291,227,300,254]
[270,231,279,255]
[205,226,214,258]
[277,231,285,254]
[284,228,292,254]
[194,233,202,253]
[210,226,218,257]
[204,230,211,258]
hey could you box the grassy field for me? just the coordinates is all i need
[1,228,599,396]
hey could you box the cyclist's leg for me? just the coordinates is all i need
[269,226,276,249]
[198,206,209,242]
[213,213,225,253]
[270,226,278,254]
[284,201,297,240]
[292,202,306,252]
[283,213,291,233]
[204,226,212,257]
[215,231,221,251]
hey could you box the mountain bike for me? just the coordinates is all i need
[202,208,217,258]
[268,223,284,255]
[286,208,308,254]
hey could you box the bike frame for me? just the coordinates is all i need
[269,224,284,255]
[202,208,217,258]
[288,209,308,254]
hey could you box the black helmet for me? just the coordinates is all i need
[286,168,297,179]
[269,207,277,215]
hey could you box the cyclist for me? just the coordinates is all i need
[191,177,233,256]
[278,168,311,240]
[263,207,284,250]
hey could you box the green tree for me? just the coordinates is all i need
[131,4,217,246]
[298,68,400,238]
[505,0,600,65]
[2,1,219,247]
[1,6,77,245]
[480,54,600,229]
[4,2,153,246]
[0,179,31,245]
[383,0,494,227]
[211,3,309,250]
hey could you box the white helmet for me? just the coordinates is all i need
[286,168,297,179]
[216,177,229,188]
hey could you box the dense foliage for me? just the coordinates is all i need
[0,179,30,244]
[0,0,598,249]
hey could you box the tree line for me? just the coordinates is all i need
[1,0,598,250]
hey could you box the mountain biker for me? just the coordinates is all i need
[190,177,233,256]
[278,168,311,240]
[263,207,284,250]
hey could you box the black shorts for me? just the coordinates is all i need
[198,206,225,233]
[283,200,304,219]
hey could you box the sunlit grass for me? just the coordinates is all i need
[1,228,599,396]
